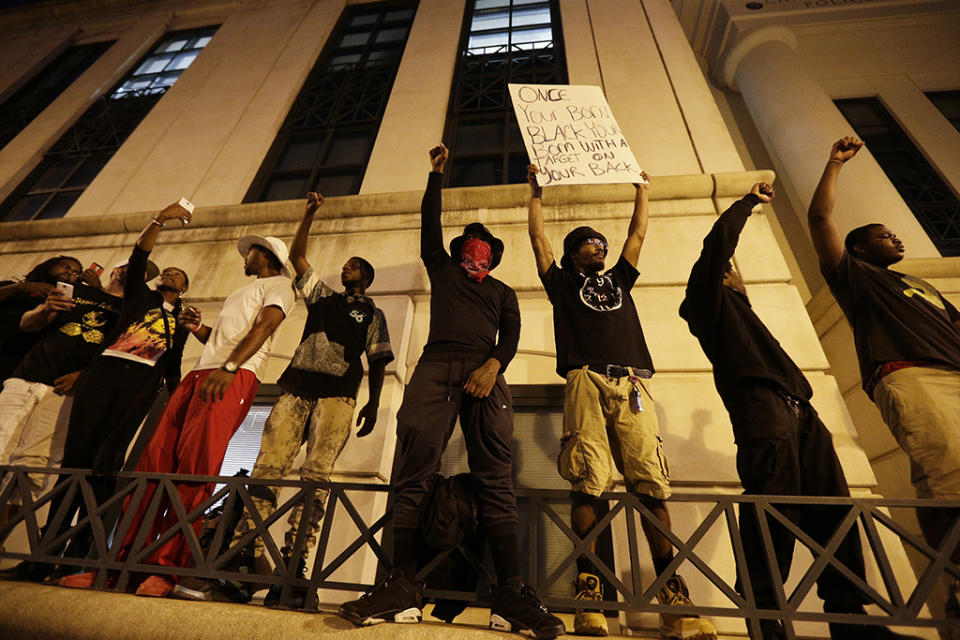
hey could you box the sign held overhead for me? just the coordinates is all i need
[509,83,646,187]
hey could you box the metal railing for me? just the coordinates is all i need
[2,465,959,638]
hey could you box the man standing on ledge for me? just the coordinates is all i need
[224,191,393,608]
[680,182,919,640]
[339,145,564,640]
[61,233,296,597]
[806,136,960,615]
[526,165,716,640]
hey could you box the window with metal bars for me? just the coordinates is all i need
[245,1,418,202]
[0,26,218,223]
[0,40,114,150]
[835,97,960,257]
[444,0,567,187]
[925,90,960,135]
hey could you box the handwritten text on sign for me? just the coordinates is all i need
[508,83,645,187]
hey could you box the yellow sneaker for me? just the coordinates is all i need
[656,575,717,640]
[573,572,608,636]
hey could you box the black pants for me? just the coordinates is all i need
[392,354,517,531]
[44,357,162,555]
[725,382,866,610]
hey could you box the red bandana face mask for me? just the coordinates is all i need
[460,237,492,281]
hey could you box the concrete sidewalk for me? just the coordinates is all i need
[0,581,686,640]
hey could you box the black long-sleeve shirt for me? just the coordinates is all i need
[679,194,811,401]
[420,171,520,370]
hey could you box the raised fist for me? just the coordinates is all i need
[829,136,864,164]
[305,191,324,215]
[429,143,449,172]
[750,182,775,204]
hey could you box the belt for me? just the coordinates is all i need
[586,364,652,379]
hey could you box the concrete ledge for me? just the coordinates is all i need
[0,170,775,241]
[0,581,684,640]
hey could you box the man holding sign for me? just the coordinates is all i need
[509,83,647,188]
[526,165,716,640]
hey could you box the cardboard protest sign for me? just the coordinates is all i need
[508,83,646,187]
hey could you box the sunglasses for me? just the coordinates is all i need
[581,237,607,252]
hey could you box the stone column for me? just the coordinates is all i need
[0,27,76,99]
[720,26,939,258]
[360,0,466,195]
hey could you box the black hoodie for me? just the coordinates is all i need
[679,194,811,401]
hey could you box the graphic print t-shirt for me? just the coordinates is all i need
[102,300,177,366]
[822,252,960,389]
[278,267,394,399]
[12,283,122,385]
[194,275,296,380]
[540,255,654,377]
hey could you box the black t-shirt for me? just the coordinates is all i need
[540,255,654,377]
[278,268,394,400]
[0,281,50,383]
[419,171,521,369]
[822,252,960,389]
[12,283,122,385]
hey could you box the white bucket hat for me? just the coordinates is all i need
[237,235,291,278]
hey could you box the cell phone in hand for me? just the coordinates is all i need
[56,282,74,299]
[89,262,103,276]
[177,197,194,225]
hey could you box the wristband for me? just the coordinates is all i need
[827,159,845,167]
[150,217,166,227]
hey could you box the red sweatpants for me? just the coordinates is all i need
[116,368,259,572]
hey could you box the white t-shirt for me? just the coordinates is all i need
[194,276,296,379]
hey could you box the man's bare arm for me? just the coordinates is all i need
[808,136,863,269]
[20,292,74,331]
[138,202,192,253]
[290,193,323,277]
[526,165,554,275]
[197,305,287,402]
[179,306,211,343]
[621,172,651,267]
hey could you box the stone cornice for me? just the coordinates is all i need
[0,170,774,242]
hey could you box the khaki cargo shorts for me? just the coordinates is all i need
[873,364,960,499]
[558,367,671,499]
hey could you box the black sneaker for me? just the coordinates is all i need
[264,546,313,610]
[490,577,565,639]
[338,572,423,626]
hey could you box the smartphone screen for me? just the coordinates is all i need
[89,262,103,276]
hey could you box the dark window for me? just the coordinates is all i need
[444,0,567,187]
[246,1,418,202]
[0,27,218,223]
[0,41,114,150]
[836,97,960,257]
[925,90,960,134]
